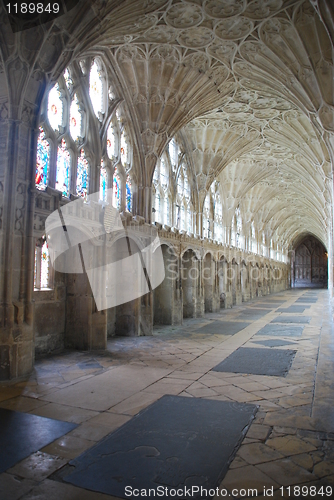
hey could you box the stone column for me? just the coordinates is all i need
[0,118,36,379]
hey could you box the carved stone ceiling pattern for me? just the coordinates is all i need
[1,0,331,249]
[78,0,333,249]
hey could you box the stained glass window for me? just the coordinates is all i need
[70,94,82,141]
[120,131,128,165]
[204,193,210,212]
[100,160,108,202]
[34,238,50,289]
[155,192,161,222]
[48,83,63,132]
[64,68,73,91]
[113,169,121,210]
[184,174,190,201]
[34,249,38,288]
[153,163,159,184]
[89,59,103,118]
[76,149,89,200]
[164,197,170,225]
[160,157,168,190]
[169,138,178,170]
[187,206,192,232]
[107,124,115,159]
[126,175,132,212]
[181,204,185,230]
[40,239,49,288]
[56,139,71,197]
[35,127,49,190]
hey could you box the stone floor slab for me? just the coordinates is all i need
[256,324,304,337]
[195,321,250,335]
[271,316,311,324]
[63,395,257,498]
[0,408,77,474]
[212,348,296,377]
[251,339,296,347]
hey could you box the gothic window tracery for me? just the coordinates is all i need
[120,130,129,166]
[35,127,49,191]
[70,94,82,142]
[76,149,89,200]
[56,139,71,197]
[47,83,63,132]
[89,59,104,119]
[34,237,51,290]
[100,160,108,202]
[107,123,116,160]
[168,138,179,171]
[64,68,73,92]
[203,192,211,238]
[113,167,121,210]
[126,175,132,212]
[153,155,170,225]
[214,193,222,242]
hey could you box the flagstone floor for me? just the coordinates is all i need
[0,289,333,499]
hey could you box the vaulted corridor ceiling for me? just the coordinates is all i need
[82,0,334,249]
[1,0,333,249]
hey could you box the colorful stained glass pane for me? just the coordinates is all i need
[56,139,71,197]
[40,239,49,288]
[126,176,132,212]
[89,60,103,118]
[107,125,115,159]
[70,94,82,141]
[100,161,108,202]
[120,131,128,165]
[48,83,63,131]
[77,149,89,200]
[35,127,49,190]
[113,171,121,210]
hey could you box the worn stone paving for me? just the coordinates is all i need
[0,289,333,499]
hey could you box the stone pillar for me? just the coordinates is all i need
[0,118,37,380]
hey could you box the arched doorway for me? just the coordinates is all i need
[293,236,328,288]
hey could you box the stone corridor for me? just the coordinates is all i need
[0,288,333,499]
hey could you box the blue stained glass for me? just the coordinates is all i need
[77,149,89,199]
[113,172,121,210]
[36,127,49,190]
[56,139,71,197]
[126,176,132,212]
[100,161,108,202]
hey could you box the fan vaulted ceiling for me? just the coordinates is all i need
[5,0,331,251]
[76,0,333,250]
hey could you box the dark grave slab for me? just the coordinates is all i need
[63,395,257,499]
[252,303,282,309]
[196,321,250,335]
[236,311,269,321]
[296,297,317,303]
[0,408,77,473]
[212,347,296,377]
[272,315,311,324]
[77,361,103,370]
[277,306,308,313]
[256,324,304,337]
[251,339,296,347]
